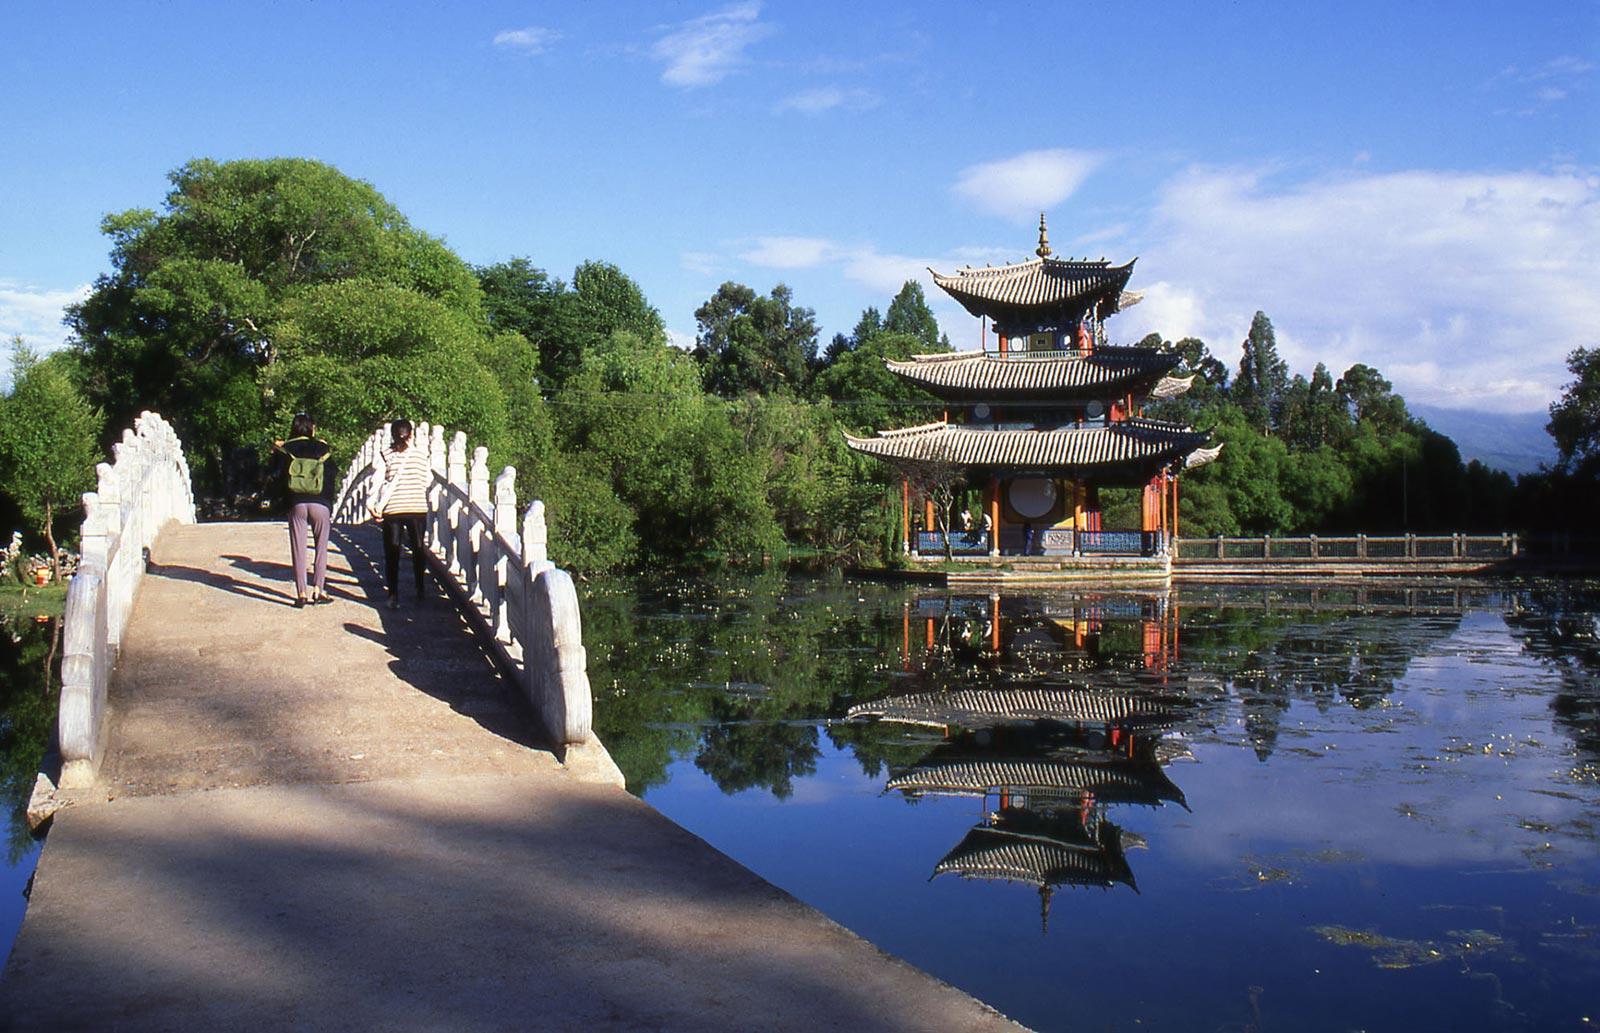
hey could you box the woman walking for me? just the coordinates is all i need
[376,418,432,609]
[272,413,336,608]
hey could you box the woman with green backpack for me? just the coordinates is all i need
[270,413,336,608]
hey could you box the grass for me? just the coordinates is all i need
[0,582,68,620]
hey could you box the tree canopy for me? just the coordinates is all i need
[0,341,101,579]
[67,157,517,486]
[693,282,818,398]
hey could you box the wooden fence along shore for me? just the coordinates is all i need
[1172,532,1521,578]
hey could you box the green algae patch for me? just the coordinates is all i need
[1312,925,1516,969]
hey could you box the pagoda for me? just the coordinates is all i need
[845,216,1218,563]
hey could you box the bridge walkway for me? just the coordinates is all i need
[1,521,1025,1033]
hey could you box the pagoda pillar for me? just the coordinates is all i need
[901,479,911,555]
[987,476,1001,557]
[1171,474,1180,541]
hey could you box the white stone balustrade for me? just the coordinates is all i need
[59,411,197,789]
[333,425,593,748]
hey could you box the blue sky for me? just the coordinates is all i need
[2,1,1595,414]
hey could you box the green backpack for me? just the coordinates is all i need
[286,451,327,496]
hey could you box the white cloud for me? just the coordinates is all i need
[492,26,561,54]
[0,281,88,386]
[1485,56,1594,115]
[651,2,772,88]
[775,86,880,115]
[1115,165,1600,413]
[738,236,834,268]
[952,148,1103,222]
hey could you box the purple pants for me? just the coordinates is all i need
[288,502,331,598]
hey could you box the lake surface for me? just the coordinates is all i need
[2,578,1596,1032]
[583,574,1600,1033]
[0,611,57,971]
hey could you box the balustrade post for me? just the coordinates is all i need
[468,446,490,603]
[1263,534,1271,560]
[1310,534,1319,559]
[523,500,551,574]
[447,432,468,579]
[1358,533,1367,559]
[491,467,518,643]
[428,424,447,554]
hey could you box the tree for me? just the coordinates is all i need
[1233,311,1288,433]
[881,281,945,351]
[1548,346,1600,476]
[556,330,780,566]
[1278,362,1351,452]
[1337,362,1410,436]
[693,283,818,397]
[67,157,493,488]
[0,342,101,582]
[811,331,941,429]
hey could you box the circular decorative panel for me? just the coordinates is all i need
[1008,477,1058,519]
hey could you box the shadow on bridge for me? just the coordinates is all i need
[5,517,1022,1031]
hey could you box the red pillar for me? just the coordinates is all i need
[901,479,911,555]
[988,476,1001,557]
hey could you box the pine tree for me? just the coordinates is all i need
[1234,310,1288,433]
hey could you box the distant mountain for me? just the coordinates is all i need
[1410,404,1557,477]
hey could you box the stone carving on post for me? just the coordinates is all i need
[526,567,593,745]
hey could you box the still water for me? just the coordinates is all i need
[584,575,1600,1033]
[0,612,57,969]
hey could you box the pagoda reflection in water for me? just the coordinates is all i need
[849,591,1195,928]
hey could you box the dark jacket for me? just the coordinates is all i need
[270,437,336,507]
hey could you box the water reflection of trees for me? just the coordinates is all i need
[1504,582,1600,769]
[582,575,1485,798]
[0,614,60,862]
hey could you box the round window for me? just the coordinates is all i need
[1008,477,1058,519]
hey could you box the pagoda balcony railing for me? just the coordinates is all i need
[914,529,1163,558]
[917,530,992,555]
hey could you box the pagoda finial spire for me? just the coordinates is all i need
[1035,213,1052,259]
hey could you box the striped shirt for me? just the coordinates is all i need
[380,444,433,516]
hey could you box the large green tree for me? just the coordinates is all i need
[881,280,946,351]
[693,283,818,398]
[1233,310,1289,433]
[1548,346,1600,476]
[67,157,503,487]
[477,258,665,390]
[0,342,101,581]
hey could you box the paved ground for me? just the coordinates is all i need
[1,521,1029,1032]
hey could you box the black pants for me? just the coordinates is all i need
[383,513,427,597]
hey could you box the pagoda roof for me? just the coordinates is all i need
[886,756,1188,809]
[932,824,1137,892]
[929,257,1137,323]
[843,419,1211,480]
[847,688,1181,731]
[884,346,1181,400]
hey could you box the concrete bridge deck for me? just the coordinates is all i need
[1,522,1026,1032]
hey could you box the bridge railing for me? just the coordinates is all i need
[1175,533,1519,561]
[59,411,196,789]
[333,425,593,751]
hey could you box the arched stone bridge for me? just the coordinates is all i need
[1,414,1025,1033]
